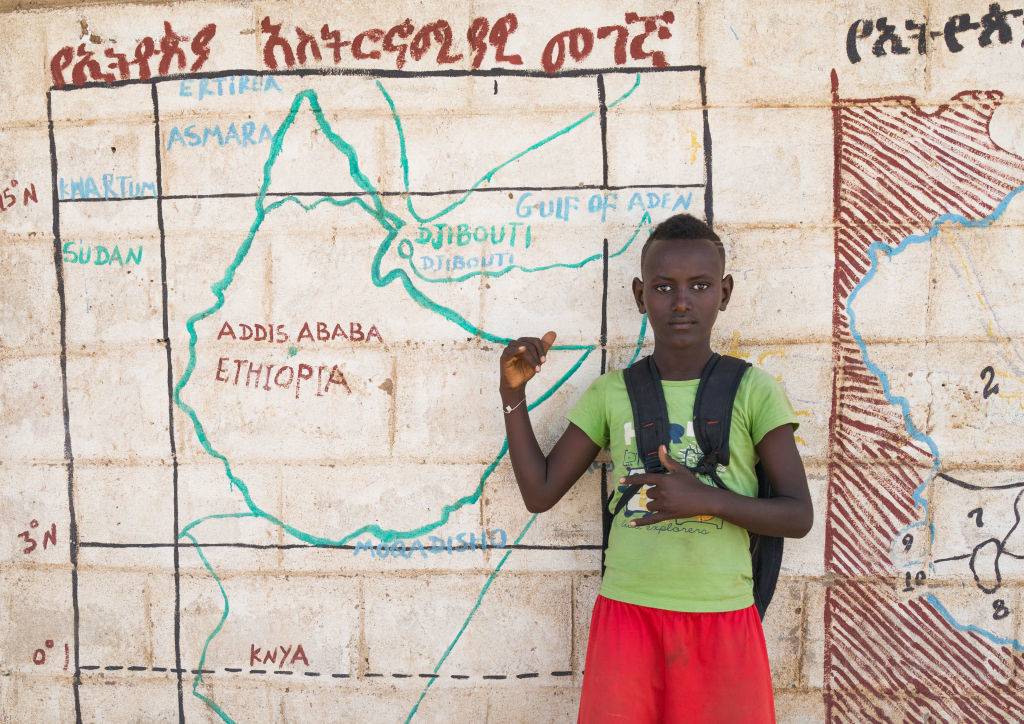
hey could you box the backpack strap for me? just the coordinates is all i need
[618,355,670,509]
[601,356,668,574]
[626,355,671,475]
[690,354,751,489]
[691,354,785,620]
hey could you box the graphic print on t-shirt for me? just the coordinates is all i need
[619,420,724,531]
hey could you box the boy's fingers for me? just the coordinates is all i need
[525,338,545,366]
[658,445,682,472]
[540,330,557,354]
[501,347,524,367]
[618,476,657,488]
[518,346,540,371]
[502,340,524,359]
[629,512,671,527]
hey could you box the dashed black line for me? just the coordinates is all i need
[79,665,579,681]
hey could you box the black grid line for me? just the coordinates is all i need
[51,63,705,93]
[149,82,186,721]
[80,665,578,680]
[46,88,83,724]
[56,183,706,205]
[597,74,610,188]
[79,541,602,551]
[699,66,714,228]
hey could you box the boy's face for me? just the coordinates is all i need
[631,236,733,351]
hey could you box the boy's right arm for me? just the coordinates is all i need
[499,331,601,514]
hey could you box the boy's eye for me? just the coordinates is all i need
[691,282,711,291]
[654,283,673,293]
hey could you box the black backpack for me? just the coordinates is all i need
[600,353,784,620]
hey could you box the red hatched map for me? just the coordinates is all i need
[827,68,1024,720]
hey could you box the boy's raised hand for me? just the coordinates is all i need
[499,331,557,391]
[626,445,720,527]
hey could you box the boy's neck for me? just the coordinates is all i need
[652,343,714,381]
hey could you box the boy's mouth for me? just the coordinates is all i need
[668,318,697,329]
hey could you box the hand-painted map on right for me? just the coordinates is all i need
[828,69,1024,720]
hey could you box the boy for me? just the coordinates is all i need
[497,213,813,723]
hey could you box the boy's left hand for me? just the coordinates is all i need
[625,445,721,527]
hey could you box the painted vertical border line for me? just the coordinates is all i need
[47,88,83,723]
[150,81,186,723]
[699,66,714,229]
[597,74,609,189]
[600,238,609,373]
[599,236,610,572]
[824,68,843,723]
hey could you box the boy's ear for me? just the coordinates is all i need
[632,277,645,312]
[719,273,734,311]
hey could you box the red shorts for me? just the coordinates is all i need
[578,595,775,724]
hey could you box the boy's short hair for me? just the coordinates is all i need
[640,213,726,270]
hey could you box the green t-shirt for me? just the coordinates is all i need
[567,364,799,613]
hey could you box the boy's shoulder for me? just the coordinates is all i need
[733,361,786,405]
[733,361,798,437]
[738,362,779,391]
[586,367,626,392]
[741,360,787,386]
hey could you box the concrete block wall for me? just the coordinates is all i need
[2,0,1024,721]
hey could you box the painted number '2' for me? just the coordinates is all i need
[981,366,1000,399]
